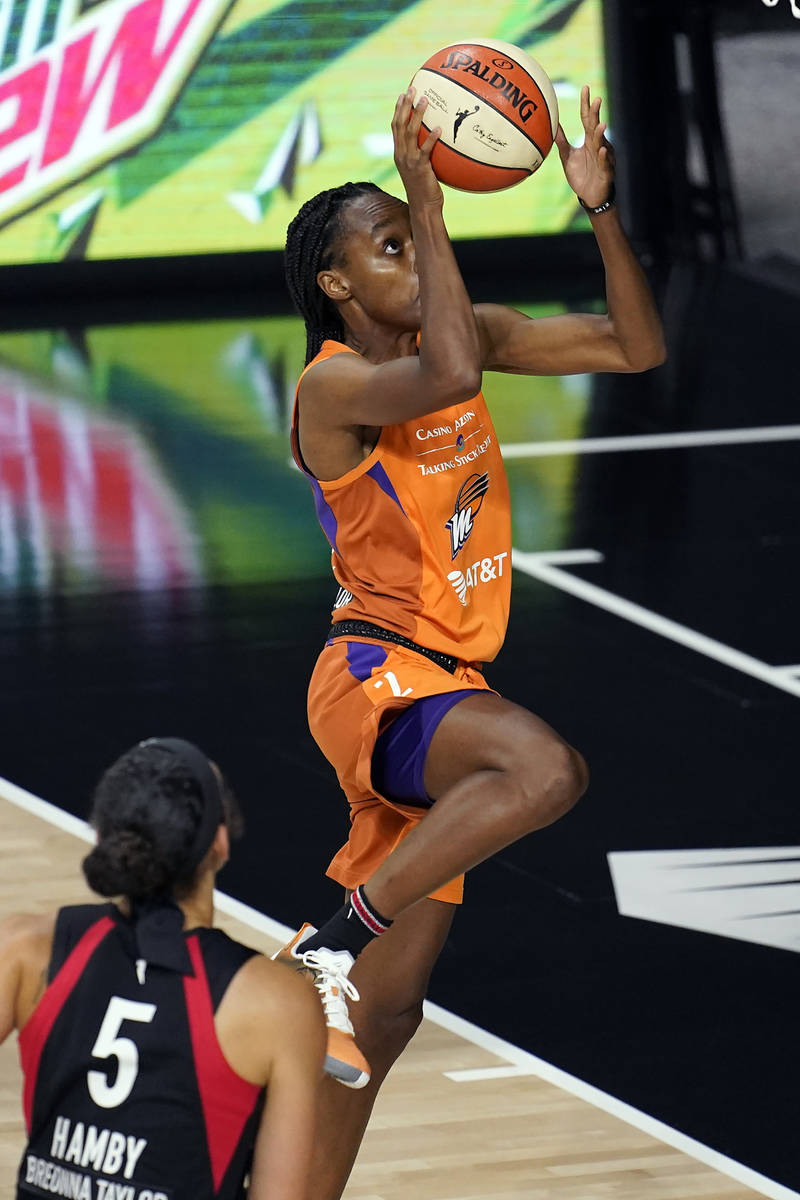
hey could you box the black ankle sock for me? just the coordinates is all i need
[301,886,393,959]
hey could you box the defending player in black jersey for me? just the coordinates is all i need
[0,738,325,1200]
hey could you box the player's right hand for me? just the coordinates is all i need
[392,87,443,210]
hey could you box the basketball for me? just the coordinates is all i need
[409,39,559,193]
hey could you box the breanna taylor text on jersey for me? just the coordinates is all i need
[21,1114,166,1199]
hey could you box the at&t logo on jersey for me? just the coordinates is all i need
[0,0,232,227]
[445,471,489,560]
[448,552,508,606]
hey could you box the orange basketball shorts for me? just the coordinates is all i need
[307,637,494,905]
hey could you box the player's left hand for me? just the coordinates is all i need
[554,85,615,209]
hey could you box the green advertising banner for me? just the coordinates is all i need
[0,0,605,263]
[0,311,591,592]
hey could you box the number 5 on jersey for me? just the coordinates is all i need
[87,996,156,1108]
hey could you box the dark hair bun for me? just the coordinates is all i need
[83,739,242,901]
[82,830,172,899]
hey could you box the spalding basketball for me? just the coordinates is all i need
[409,39,559,192]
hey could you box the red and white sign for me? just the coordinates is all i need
[0,369,201,589]
[0,0,232,225]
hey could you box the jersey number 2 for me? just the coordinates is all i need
[87,996,157,1108]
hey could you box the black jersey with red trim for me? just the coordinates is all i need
[16,903,264,1200]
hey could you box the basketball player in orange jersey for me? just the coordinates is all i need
[281,85,665,1196]
[0,738,325,1200]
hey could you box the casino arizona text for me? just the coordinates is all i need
[438,50,540,122]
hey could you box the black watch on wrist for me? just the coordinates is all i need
[578,180,616,215]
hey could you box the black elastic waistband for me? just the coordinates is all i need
[327,620,459,675]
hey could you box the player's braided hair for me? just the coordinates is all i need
[82,743,243,901]
[285,181,382,364]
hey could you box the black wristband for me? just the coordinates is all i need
[578,180,616,215]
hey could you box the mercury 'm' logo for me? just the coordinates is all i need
[445,472,489,560]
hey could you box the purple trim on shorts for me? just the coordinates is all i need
[372,689,476,808]
[367,461,406,515]
[345,640,387,682]
[308,477,339,552]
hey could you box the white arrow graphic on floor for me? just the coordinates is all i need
[608,846,800,954]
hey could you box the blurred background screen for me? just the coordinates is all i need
[0,0,605,265]
[0,307,591,594]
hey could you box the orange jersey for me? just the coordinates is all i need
[291,340,512,664]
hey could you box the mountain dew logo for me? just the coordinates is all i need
[0,0,232,226]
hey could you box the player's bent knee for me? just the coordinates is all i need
[568,745,589,800]
[517,737,588,825]
[544,742,588,817]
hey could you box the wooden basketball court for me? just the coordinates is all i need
[0,784,773,1200]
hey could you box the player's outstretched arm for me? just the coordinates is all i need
[475,86,666,378]
[242,959,325,1200]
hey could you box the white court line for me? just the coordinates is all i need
[2,774,798,1200]
[521,548,603,566]
[212,889,292,944]
[430,1000,800,1200]
[500,423,800,459]
[513,549,800,701]
[0,776,296,943]
[0,776,94,843]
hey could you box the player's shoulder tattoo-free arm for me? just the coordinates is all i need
[0,913,54,1042]
[245,960,325,1200]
